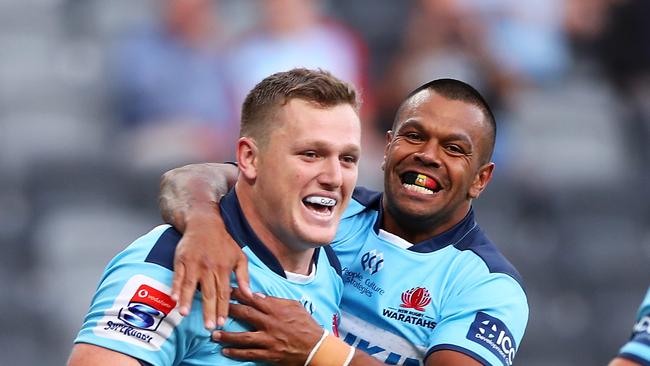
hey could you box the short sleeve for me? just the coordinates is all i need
[74,240,188,365]
[617,287,650,365]
[426,274,528,366]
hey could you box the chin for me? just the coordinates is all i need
[297,227,337,248]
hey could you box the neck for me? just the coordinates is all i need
[235,184,314,275]
[381,202,470,244]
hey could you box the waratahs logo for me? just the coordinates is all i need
[400,287,431,311]
[467,312,516,366]
[118,284,176,331]
[361,249,384,275]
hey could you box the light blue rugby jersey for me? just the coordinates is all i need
[331,187,529,366]
[617,287,650,365]
[75,189,343,366]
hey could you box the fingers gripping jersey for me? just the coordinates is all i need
[617,287,650,365]
[330,187,529,366]
[75,190,343,366]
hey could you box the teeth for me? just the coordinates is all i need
[304,196,337,206]
[403,183,434,195]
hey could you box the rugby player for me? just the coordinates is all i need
[609,287,650,366]
[160,79,529,365]
[67,68,363,366]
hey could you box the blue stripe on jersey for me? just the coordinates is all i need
[619,353,650,366]
[452,219,525,288]
[426,344,491,366]
[323,245,342,276]
[349,187,524,288]
[220,189,286,277]
[352,186,382,211]
[144,227,182,271]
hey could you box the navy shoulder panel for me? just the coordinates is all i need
[352,186,382,211]
[144,226,182,271]
[454,228,525,288]
[323,245,342,277]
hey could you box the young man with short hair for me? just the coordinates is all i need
[160,79,529,365]
[67,68,363,366]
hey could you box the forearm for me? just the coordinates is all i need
[159,163,238,232]
[346,350,386,366]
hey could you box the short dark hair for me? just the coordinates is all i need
[241,68,360,147]
[395,78,496,164]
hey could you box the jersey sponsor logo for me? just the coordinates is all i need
[341,267,386,298]
[299,295,316,315]
[341,331,421,365]
[339,310,427,365]
[104,321,154,343]
[381,287,436,329]
[118,284,176,331]
[400,287,431,311]
[466,312,517,366]
[92,275,182,350]
[632,315,650,345]
[361,249,384,275]
[381,308,436,330]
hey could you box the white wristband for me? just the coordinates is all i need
[304,329,329,366]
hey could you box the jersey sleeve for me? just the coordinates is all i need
[74,227,196,366]
[425,274,528,366]
[616,287,650,365]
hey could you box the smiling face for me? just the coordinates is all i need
[238,98,361,253]
[381,90,494,243]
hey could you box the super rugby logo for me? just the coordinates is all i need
[400,287,431,311]
[118,284,176,331]
[361,249,384,275]
[466,312,516,366]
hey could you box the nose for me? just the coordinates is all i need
[413,141,442,167]
[318,157,343,189]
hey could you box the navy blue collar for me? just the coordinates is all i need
[370,193,478,253]
[219,189,321,278]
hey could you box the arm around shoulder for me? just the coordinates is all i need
[159,162,238,232]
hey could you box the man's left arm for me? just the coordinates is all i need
[426,275,529,366]
[213,289,486,366]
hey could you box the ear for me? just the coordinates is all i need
[468,162,494,199]
[381,131,393,171]
[236,137,259,181]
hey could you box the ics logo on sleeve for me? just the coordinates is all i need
[118,284,176,331]
[466,312,516,366]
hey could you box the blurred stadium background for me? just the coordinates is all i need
[1,0,649,365]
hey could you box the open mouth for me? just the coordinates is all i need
[302,195,337,215]
[400,172,441,195]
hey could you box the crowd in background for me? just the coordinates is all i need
[1,0,649,365]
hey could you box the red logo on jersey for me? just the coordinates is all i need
[131,284,176,314]
[400,287,431,311]
[332,313,340,337]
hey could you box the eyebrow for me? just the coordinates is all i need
[397,119,474,147]
[298,140,361,155]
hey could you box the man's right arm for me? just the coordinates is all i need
[160,163,251,329]
[68,344,141,366]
